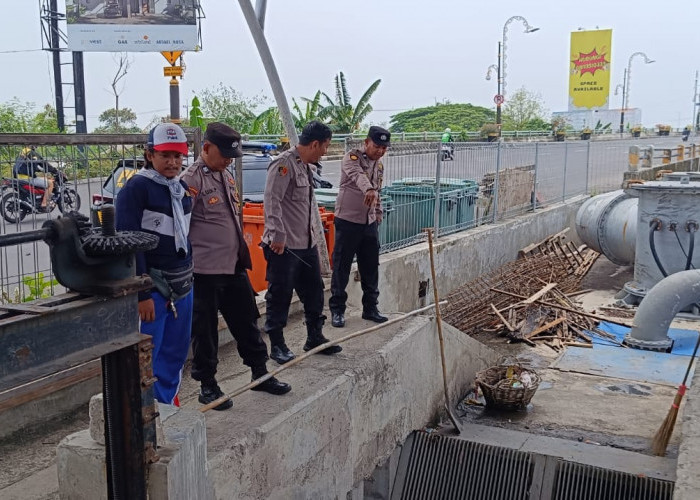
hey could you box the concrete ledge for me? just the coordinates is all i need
[201,315,496,498]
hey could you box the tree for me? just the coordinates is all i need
[94,107,141,133]
[0,99,61,133]
[319,72,381,133]
[251,107,284,135]
[108,53,132,132]
[389,103,495,133]
[292,91,324,130]
[199,84,268,133]
[502,88,549,130]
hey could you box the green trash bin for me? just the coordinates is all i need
[389,177,478,230]
[382,183,461,242]
[314,188,339,212]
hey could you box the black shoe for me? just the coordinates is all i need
[331,312,345,328]
[251,375,292,395]
[198,383,233,411]
[304,335,342,355]
[270,343,296,365]
[362,310,388,323]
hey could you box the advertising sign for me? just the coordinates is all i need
[65,0,199,52]
[568,29,612,111]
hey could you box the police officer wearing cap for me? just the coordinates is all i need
[262,121,342,364]
[329,126,391,328]
[182,122,291,411]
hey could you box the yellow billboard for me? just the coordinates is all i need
[569,29,612,110]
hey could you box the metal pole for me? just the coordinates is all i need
[493,141,501,222]
[693,70,699,133]
[433,146,442,238]
[619,68,627,135]
[169,77,181,123]
[73,51,87,133]
[48,0,65,131]
[532,142,539,211]
[237,0,298,145]
[562,141,568,202]
[496,41,502,135]
[585,140,591,195]
[254,0,267,30]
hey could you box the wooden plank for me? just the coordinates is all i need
[564,342,593,348]
[522,283,558,304]
[490,303,515,332]
[524,317,566,339]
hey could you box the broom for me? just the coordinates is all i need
[651,333,700,456]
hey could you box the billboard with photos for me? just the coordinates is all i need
[65,0,199,52]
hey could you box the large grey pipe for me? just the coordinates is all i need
[624,269,700,350]
[575,190,638,266]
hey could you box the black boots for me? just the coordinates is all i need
[199,380,233,411]
[250,366,292,395]
[270,343,295,364]
[362,309,388,323]
[304,317,342,355]
[331,311,345,327]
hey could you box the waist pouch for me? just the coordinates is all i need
[149,263,194,302]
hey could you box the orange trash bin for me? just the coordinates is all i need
[242,206,336,293]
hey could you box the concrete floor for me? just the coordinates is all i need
[456,256,694,459]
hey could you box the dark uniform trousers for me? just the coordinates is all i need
[190,272,269,384]
[329,217,380,315]
[263,245,325,345]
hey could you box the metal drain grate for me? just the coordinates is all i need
[391,431,674,500]
[552,460,674,500]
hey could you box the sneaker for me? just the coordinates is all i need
[198,383,233,411]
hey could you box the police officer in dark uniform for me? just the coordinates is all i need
[262,121,342,364]
[329,126,391,327]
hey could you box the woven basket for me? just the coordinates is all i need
[475,358,541,411]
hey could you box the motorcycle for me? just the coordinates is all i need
[441,143,455,161]
[0,162,81,223]
[682,129,691,142]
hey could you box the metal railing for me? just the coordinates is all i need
[0,132,681,296]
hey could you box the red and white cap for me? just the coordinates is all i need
[148,123,188,155]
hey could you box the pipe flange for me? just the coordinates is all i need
[622,334,673,352]
[82,230,159,256]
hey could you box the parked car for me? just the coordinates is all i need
[92,142,332,209]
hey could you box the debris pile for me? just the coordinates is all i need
[442,230,608,349]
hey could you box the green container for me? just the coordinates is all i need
[384,177,478,238]
[314,188,398,247]
[382,183,461,242]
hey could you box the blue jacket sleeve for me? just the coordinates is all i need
[115,178,151,301]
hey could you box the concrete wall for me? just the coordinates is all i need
[207,317,497,499]
[346,197,586,314]
[673,366,700,499]
[623,157,700,184]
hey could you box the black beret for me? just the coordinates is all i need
[204,122,243,158]
[368,126,391,147]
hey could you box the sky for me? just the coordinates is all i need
[1,0,698,132]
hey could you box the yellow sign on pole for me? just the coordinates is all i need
[161,51,183,65]
[568,29,612,110]
[163,66,183,77]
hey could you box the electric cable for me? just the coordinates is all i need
[649,220,669,277]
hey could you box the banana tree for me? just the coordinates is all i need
[319,72,381,133]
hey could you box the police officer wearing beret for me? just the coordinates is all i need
[182,122,291,410]
[329,126,391,328]
[262,121,343,364]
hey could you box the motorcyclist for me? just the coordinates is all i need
[441,128,454,159]
[682,126,691,141]
[12,147,58,208]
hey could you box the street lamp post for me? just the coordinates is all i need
[614,69,627,136]
[618,52,655,135]
[486,16,539,135]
